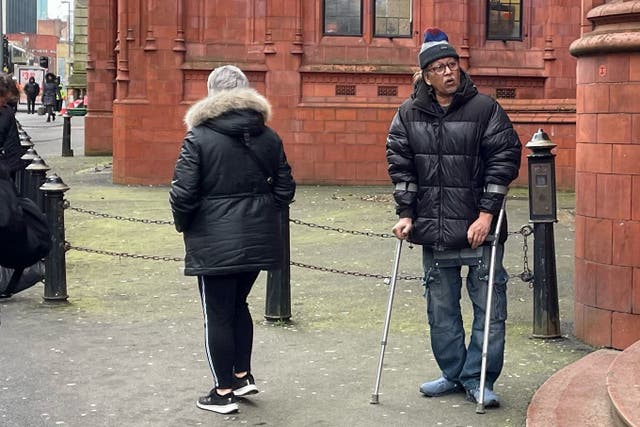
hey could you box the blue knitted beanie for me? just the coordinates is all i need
[418,27,459,70]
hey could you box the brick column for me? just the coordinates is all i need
[570,0,640,350]
[85,0,117,155]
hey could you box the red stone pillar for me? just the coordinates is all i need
[85,0,117,155]
[570,0,640,350]
[111,0,187,184]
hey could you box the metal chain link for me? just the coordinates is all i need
[66,242,422,281]
[290,261,422,281]
[66,203,174,225]
[66,201,395,237]
[507,224,534,284]
[64,202,534,284]
[67,243,184,262]
[289,218,395,239]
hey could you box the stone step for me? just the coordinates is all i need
[607,340,640,427]
[526,348,620,427]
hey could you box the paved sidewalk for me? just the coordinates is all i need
[0,114,592,426]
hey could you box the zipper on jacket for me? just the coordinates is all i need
[436,118,444,250]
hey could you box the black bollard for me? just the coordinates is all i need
[265,207,292,322]
[62,114,73,157]
[18,148,39,197]
[25,157,51,211]
[15,134,34,194]
[40,174,70,303]
[526,129,561,338]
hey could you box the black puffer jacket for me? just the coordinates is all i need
[386,71,521,250]
[169,88,296,276]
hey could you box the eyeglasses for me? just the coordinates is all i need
[427,61,459,75]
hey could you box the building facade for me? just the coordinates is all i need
[67,0,87,101]
[86,0,580,188]
[3,0,38,34]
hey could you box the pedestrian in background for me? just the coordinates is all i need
[41,73,60,122]
[24,76,40,114]
[386,28,521,408]
[0,73,23,180]
[169,65,296,415]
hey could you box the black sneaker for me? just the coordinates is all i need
[196,389,239,414]
[232,373,259,397]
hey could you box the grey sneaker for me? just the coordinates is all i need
[420,376,463,397]
[466,387,500,408]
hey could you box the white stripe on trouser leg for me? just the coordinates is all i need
[199,276,219,387]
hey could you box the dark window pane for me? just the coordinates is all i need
[374,0,411,37]
[487,0,522,40]
[324,0,362,35]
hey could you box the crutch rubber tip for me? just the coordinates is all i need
[370,394,379,404]
[475,403,485,414]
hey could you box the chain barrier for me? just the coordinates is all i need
[290,261,423,282]
[67,243,183,262]
[64,201,535,284]
[66,203,174,225]
[289,218,395,239]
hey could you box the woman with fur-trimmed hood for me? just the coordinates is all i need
[169,65,295,415]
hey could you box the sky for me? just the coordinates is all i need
[48,0,74,20]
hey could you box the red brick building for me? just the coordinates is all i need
[86,0,640,350]
[86,0,580,188]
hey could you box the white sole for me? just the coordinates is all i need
[196,401,239,414]
[233,384,259,397]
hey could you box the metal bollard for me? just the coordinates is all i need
[18,147,39,197]
[62,114,73,157]
[25,157,51,211]
[265,207,292,322]
[15,134,34,193]
[40,174,70,303]
[526,129,561,338]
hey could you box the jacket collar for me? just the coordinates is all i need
[411,70,478,116]
[184,88,272,130]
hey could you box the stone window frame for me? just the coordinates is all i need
[322,0,412,38]
[486,0,523,41]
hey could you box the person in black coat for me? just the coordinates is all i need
[0,73,24,180]
[170,65,295,415]
[24,76,40,114]
[386,28,521,408]
[41,73,60,122]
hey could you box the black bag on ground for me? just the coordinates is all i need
[0,165,52,272]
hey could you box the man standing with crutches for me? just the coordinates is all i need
[385,27,522,409]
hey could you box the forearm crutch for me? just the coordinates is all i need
[370,238,403,404]
[476,196,508,414]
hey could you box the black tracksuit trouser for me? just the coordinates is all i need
[198,271,259,389]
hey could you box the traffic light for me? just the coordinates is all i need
[39,56,49,69]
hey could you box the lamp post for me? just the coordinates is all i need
[526,129,561,339]
[60,0,72,83]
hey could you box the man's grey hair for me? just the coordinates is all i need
[207,65,249,96]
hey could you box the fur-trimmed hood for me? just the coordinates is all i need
[184,88,272,130]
